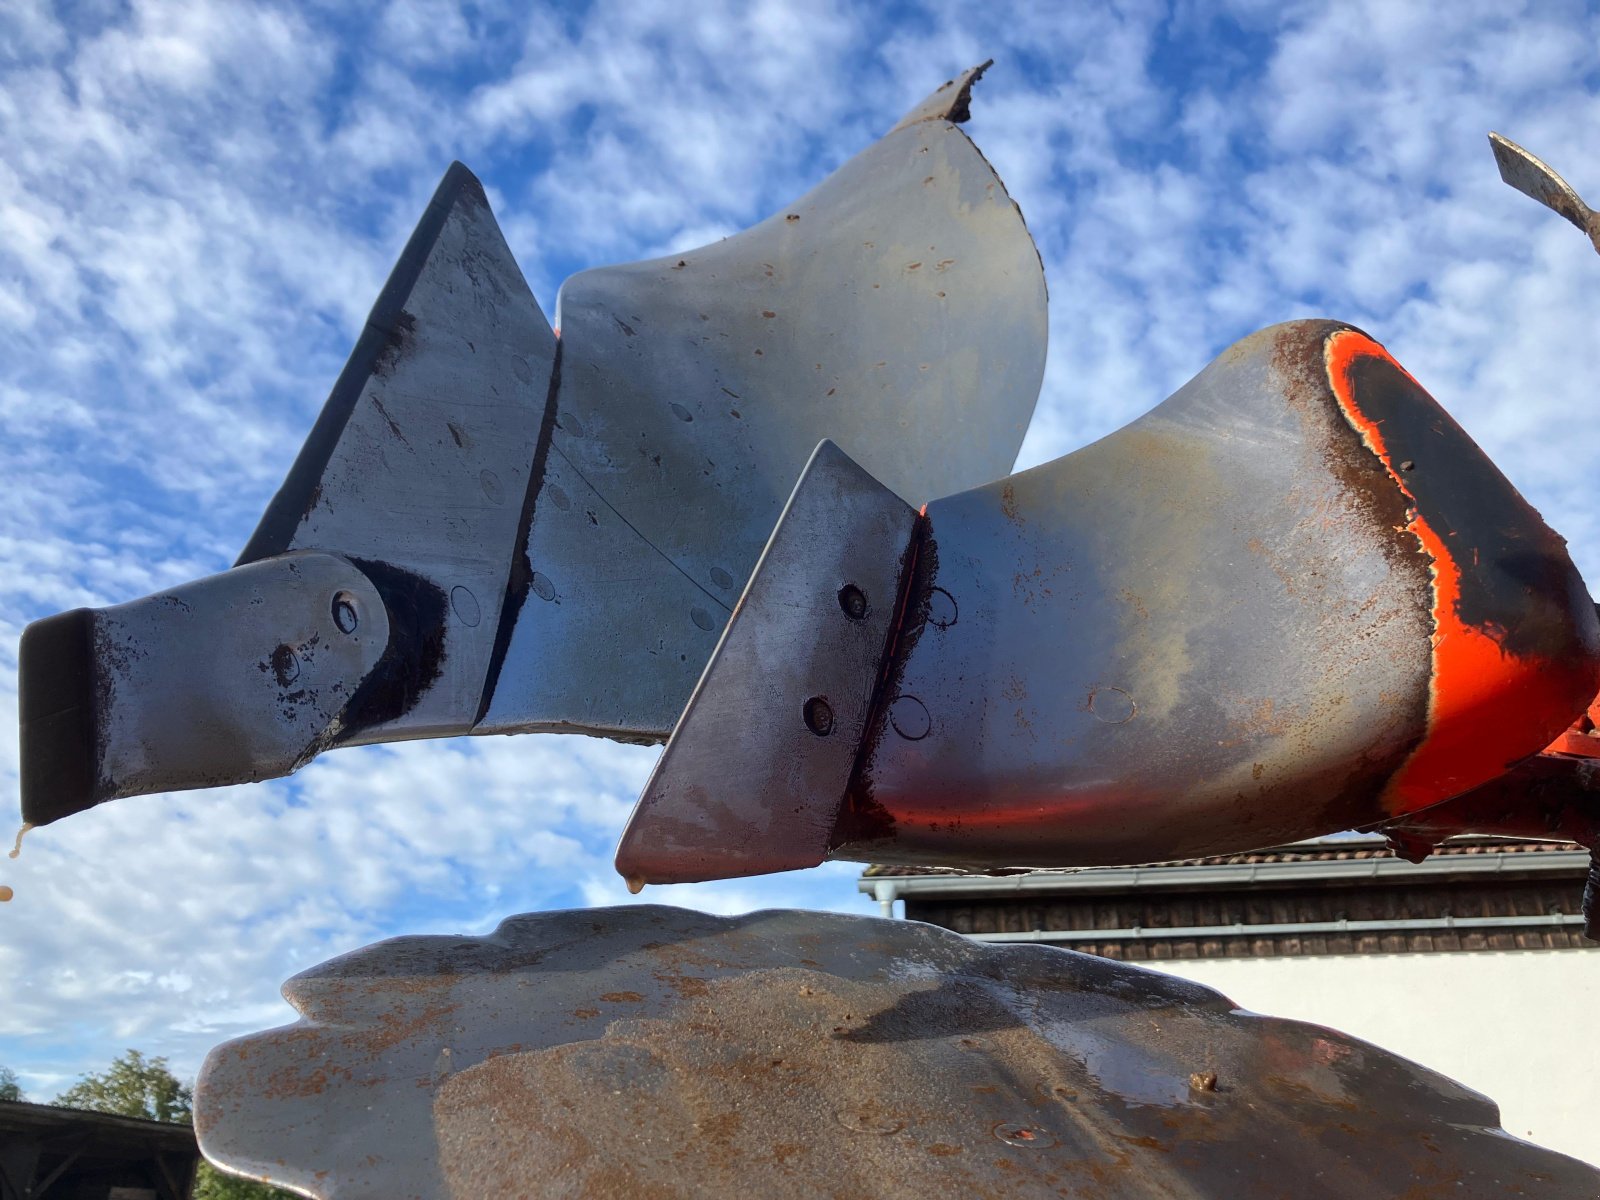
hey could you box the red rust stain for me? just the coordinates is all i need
[1000,482,1022,526]
[600,991,645,1003]
[1325,329,1594,815]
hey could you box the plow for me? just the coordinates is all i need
[14,64,1600,1196]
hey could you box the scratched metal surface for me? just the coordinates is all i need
[841,319,1598,869]
[195,905,1600,1199]
[479,63,1046,737]
[614,441,920,884]
[18,66,1047,823]
[620,320,1600,882]
[241,163,559,747]
[18,553,391,821]
[841,320,1435,867]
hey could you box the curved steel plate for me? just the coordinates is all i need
[195,906,1600,1198]
[845,321,1599,868]
[1490,131,1600,253]
[19,69,1048,822]
[479,70,1046,736]
[620,321,1600,881]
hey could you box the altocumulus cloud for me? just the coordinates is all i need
[2,0,1598,1093]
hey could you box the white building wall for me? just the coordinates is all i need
[1147,950,1600,1167]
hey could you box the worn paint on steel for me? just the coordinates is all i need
[194,905,1600,1199]
[623,321,1600,880]
[1324,330,1600,815]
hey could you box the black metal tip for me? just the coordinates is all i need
[18,609,102,827]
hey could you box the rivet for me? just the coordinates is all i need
[888,695,930,740]
[1088,686,1136,724]
[480,469,504,504]
[834,1109,902,1135]
[926,586,958,629]
[993,1122,1046,1148]
[838,584,867,620]
[270,644,300,687]
[710,566,734,591]
[691,607,716,632]
[512,356,533,384]
[669,402,694,423]
[451,586,481,627]
[558,411,585,438]
[548,484,571,511]
[804,697,835,737]
[531,572,557,602]
[331,593,359,634]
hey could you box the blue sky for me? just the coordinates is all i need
[3,0,1599,1096]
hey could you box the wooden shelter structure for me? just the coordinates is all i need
[0,1100,197,1200]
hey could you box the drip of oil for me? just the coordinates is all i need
[1,823,31,901]
[625,877,646,896]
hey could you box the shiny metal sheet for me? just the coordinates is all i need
[19,68,1048,823]
[479,68,1047,736]
[239,163,557,746]
[615,441,919,884]
[195,905,1600,1199]
[622,321,1600,881]
[1490,131,1600,254]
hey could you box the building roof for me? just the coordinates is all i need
[0,1098,198,1149]
[860,837,1598,959]
[862,835,1584,878]
[0,1099,199,1200]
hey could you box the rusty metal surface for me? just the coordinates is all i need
[615,441,919,885]
[18,68,1048,824]
[888,59,992,132]
[622,320,1600,881]
[479,66,1047,738]
[1490,132,1600,254]
[194,905,1600,1199]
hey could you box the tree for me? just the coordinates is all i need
[0,1065,23,1102]
[53,1050,294,1199]
[191,1163,298,1200]
[54,1048,192,1123]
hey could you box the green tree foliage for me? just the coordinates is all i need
[53,1049,294,1199]
[54,1048,192,1122]
[191,1161,298,1200]
[0,1065,23,1101]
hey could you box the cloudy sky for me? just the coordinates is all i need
[2,0,1598,1097]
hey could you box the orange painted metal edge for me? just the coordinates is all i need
[1324,329,1593,812]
